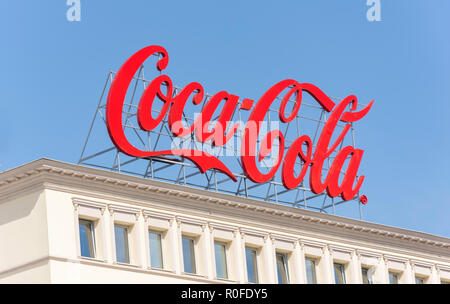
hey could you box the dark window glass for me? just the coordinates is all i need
[79,219,95,258]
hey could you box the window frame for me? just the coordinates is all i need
[214,241,229,280]
[144,211,175,272]
[181,235,197,274]
[305,257,318,284]
[361,266,373,284]
[148,230,164,269]
[245,246,260,284]
[388,271,400,284]
[73,199,107,262]
[114,223,131,264]
[415,276,425,284]
[78,218,96,259]
[333,262,346,284]
[276,251,290,284]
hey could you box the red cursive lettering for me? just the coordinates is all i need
[105,45,374,201]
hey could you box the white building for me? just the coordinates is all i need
[0,158,449,284]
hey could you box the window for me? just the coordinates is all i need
[79,219,95,258]
[415,277,425,284]
[245,247,259,283]
[114,224,130,264]
[276,252,290,284]
[214,241,228,279]
[389,272,400,284]
[361,267,373,284]
[149,231,163,269]
[334,263,346,284]
[305,258,318,284]
[182,236,196,274]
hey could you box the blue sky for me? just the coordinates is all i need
[1,1,449,237]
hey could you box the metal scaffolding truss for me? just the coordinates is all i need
[79,58,368,219]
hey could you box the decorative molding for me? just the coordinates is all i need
[436,264,450,273]
[239,227,268,240]
[0,159,449,257]
[208,222,238,234]
[328,244,354,255]
[208,223,214,234]
[107,203,141,220]
[238,228,245,240]
[410,259,433,271]
[271,233,297,244]
[383,254,409,270]
[356,249,382,262]
[176,215,207,232]
[300,239,326,254]
[142,210,174,222]
[72,198,107,215]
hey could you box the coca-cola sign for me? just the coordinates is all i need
[106,45,373,201]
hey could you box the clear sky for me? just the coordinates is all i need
[1,1,449,238]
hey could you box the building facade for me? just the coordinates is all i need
[0,158,449,284]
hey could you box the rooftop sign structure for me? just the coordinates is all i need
[79,45,373,219]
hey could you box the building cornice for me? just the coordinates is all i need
[1,158,449,258]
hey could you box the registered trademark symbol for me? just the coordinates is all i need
[360,195,368,205]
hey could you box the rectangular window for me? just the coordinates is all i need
[361,267,373,284]
[415,277,425,284]
[114,224,130,264]
[182,236,196,274]
[305,258,318,284]
[245,247,259,283]
[276,252,290,284]
[149,231,163,269]
[79,219,95,258]
[389,272,400,284]
[334,263,346,284]
[214,241,228,279]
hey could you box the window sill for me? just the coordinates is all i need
[114,261,141,268]
[148,267,175,274]
[79,256,106,263]
[215,277,238,283]
[182,272,208,279]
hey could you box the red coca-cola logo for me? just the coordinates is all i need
[106,45,373,201]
